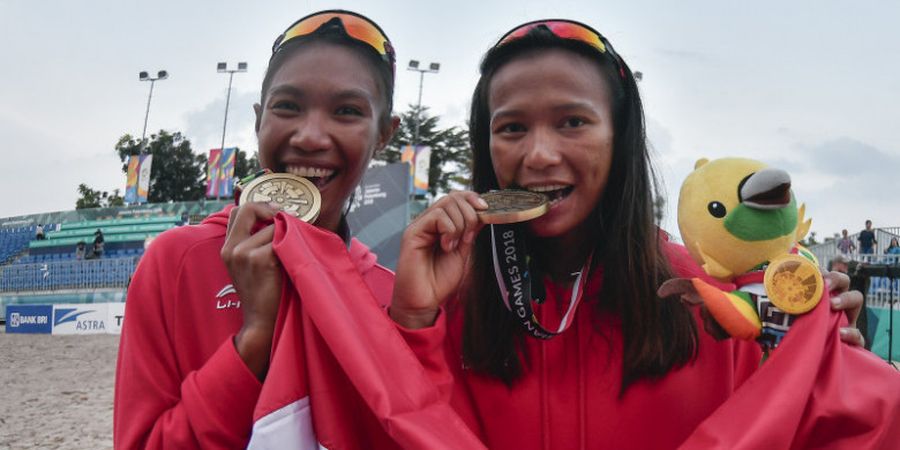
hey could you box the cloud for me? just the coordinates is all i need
[650,130,900,241]
[804,137,899,179]
[654,48,715,63]
[771,137,900,237]
[182,90,259,156]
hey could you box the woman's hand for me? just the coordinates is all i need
[220,203,282,380]
[390,191,488,329]
[825,271,866,347]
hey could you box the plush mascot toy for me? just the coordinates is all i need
[659,157,824,352]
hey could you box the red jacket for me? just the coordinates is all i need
[113,208,395,449]
[399,240,765,450]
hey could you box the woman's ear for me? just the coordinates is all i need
[376,115,401,153]
[253,103,262,133]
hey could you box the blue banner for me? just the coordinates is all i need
[5,305,53,334]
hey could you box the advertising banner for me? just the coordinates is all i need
[347,162,410,270]
[124,155,140,204]
[206,149,222,198]
[52,303,109,335]
[5,305,53,334]
[136,154,153,203]
[107,302,125,335]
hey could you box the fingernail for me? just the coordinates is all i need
[477,198,488,208]
[831,297,842,307]
[839,328,849,336]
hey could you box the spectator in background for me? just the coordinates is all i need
[857,220,877,254]
[92,229,105,259]
[35,224,45,240]
[75,241,86,260]
[830,254,850,274]
[886,237,900,255]
[836,229,855,255]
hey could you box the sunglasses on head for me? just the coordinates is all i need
[272,10,395,75]
[496,19,626,79]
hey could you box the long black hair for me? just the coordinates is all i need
[461,29,698,391]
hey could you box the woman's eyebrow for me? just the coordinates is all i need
[333,88,376,104]
[267,84,305,99]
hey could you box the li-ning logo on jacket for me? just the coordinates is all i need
[215,284,241,310]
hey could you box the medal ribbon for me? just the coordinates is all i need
[489,223,592,339]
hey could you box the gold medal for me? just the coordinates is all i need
[479,190,549,224]
[238,172,321,223]
[764,254,824,315]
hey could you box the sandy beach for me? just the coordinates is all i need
[0,326,118,450]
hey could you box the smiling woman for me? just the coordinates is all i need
[113,10,405,449]
[389,18,876,449]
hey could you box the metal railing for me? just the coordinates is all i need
[866,277,899,310]
[0,257,139,293]
[808,227,900,269]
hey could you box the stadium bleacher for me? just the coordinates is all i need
[0,200,229,320]
[0,225,43,264]
[1,216,180,295]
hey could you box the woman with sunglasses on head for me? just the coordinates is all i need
[390,20,871,449]
[114,11,403,449]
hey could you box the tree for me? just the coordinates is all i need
[115,131,207,202]
[75,184,125,209]
[234,148,260,180]
[378,105,471,196]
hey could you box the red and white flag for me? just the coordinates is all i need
[248,214,484,449]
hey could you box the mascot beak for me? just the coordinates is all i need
[739,168,791,210]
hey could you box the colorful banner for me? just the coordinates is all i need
[124,155,140,204]
[219,147,236,198]
[136,154,153,203]
[413,146,431,195]
[400,145,431,196]
[206,149,222,198]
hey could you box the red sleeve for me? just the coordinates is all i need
[393,307,455,402]
[113,237,262,449]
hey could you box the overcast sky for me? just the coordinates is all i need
[1,0,898,240]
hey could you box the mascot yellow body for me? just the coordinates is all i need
[661,157,822,349]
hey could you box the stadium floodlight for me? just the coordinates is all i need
[407,58,441,147]
[215,62,249,198]
[138,69,169,151]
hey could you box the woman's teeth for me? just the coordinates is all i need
[527,185,573,206]
[286,166,336,188]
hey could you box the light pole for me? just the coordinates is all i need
[216,62,248,156]
[407,60,440,147]
[138,70,168,151]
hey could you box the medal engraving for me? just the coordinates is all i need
[764,254,823,315]
[238,173,321,223]
[479,190,549,224]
